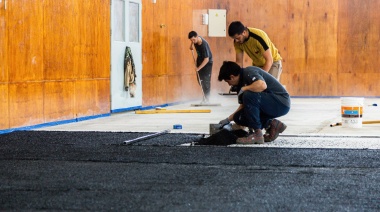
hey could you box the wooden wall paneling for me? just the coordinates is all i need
[181,2,193,52]
[179,1,194,82]
[43,81,75,122]
[241,0,262,26]
[0,84,9,129]
[8,82,44,128]
[192,9,207,39]
[94,0,111,79]
[363,74,380,96]
[223,0,242,21]
[74,80,98,117]
[166,0,184,86]
[166,0,179,77]
[279,72,293,94]
[242,0,289,34]
[8,0,44,82]
[214,0,226,9]
[284,73,311,95]
[338,73,380,97]
[307,0,338,96]
[142,77,154,105]
[142,0,169,105]
[43,0,78,80]
[285,72,337,97]
[284,73,299,95]
[309,73,337,96]
[142,76,167,106]
[338,0,377,74]
[142,0,155,77]
[337,0,380,96]
[203,0,214,8]
[192,0,206,10]
[168,45,186,77]
[158,1,173,104]
[0,0,8,82]
[155,76,168,105]
[95,79,111,114]
[74,1,98,79]
[337,73,367,96]
[153,0,168,77]
[303,0,338,75]
[287,1,309,78]
[367,0,380,75]
[166,75,182,103]
[0,0,9,129]
[1,0,111,130]
[73,0,110,79]
[285,72,336,96]
[287,0,338,96]
[181,74,201,101]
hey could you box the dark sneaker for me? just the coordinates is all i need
[264,119,287,142]
[236,131,264,144]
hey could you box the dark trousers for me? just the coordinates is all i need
[198,63,212,100]
[233,91,290,129]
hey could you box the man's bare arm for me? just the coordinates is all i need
[262,49,273,72]
[236,51,244,68]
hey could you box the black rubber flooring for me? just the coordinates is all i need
[1,131,380,211]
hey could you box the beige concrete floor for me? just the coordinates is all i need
[37,96,380,149]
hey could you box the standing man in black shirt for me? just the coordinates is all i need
[188,31,213,103]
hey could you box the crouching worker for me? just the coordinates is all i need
[218,61,290,144]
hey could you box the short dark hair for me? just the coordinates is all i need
[228,21,246,37]
[188,31,197,39]
[218,61,241,81]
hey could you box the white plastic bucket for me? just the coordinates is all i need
[341,97,364,128]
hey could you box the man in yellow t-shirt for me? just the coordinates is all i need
[228,21,283,80]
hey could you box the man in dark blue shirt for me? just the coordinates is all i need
[218,61,290,144]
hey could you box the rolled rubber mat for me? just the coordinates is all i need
[1,131,380,211]
[0,130,203,147]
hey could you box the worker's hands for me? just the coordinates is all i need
[219,118,230,129]
[238,89,244,104]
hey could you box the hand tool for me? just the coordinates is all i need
[191,49,207,102]
[330,120,380,127]
[123,129,170,145]
[135,109,211,114]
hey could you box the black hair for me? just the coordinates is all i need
[188,31,198,39]
[228,21,246,37]
[218,61,241,81]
